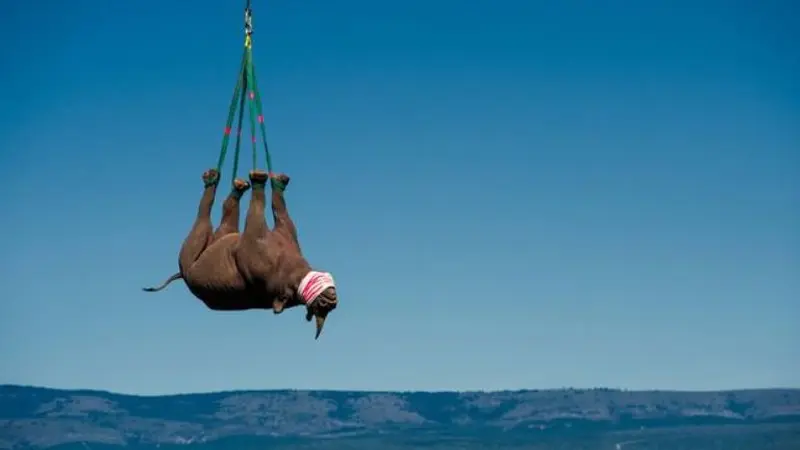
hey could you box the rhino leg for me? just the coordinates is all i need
[212,178,251,242]
[178,169,219,272]
[270,174,300,249]
[241,170,271,241]
[234,170,273,295]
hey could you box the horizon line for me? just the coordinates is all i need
[3,383,799,398]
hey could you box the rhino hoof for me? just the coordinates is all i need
[249,170,269,185]
[271,173,290,190]
[233,178,251,192]
[202,169,220,186]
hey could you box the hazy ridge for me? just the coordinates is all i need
[1,385,799,449]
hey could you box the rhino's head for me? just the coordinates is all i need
[305,286,338,340]
[297,271,338,340]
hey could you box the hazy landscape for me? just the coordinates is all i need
[1,385,799,449]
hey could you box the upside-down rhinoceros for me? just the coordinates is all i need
[143,169,338,339]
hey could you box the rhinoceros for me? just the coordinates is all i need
[143,169,338,339]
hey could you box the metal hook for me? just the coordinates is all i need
[244,7,253,36]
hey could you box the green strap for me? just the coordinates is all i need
[216,49,248,175]
[230,64,249,184]
[215,1,278,182]
[250,64,274,177]
[245,48,259,173]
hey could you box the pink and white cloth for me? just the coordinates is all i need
[298,271,335,305]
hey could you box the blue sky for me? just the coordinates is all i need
[1,0,797,395]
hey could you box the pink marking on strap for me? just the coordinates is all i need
[298,271,335,305]
[257,115,264,123]
[224,126,231,135]
[252,136,257,143]
[249,91,255,100]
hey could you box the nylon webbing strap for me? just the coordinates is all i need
[250,65,274,177]
[231,62,249,184]
[245,48,259,173]
[214,0,277,184]
[216,49,248,175]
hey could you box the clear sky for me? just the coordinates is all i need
[1,0,797,395]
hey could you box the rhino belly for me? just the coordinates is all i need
[183,238,249,310]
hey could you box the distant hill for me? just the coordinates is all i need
[1,385,799,449]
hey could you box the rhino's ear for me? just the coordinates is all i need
[272,298,286,314]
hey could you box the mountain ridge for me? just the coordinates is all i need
[5,383,800,396]
[2,384,799,448]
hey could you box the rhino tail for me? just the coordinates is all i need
[142,272,183,292]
